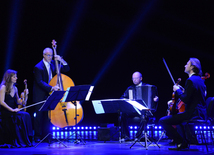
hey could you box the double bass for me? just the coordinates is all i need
[49,40,83,128]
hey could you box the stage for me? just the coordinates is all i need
[0,140,213,155]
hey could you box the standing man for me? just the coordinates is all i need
[121,71,158,141]
[33,47,70,142]
[159,58,207,150]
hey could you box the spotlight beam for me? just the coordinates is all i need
[92,0,157,86]
[5,0,22,71]
[59,0,87,56]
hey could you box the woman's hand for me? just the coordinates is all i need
[12,108,20,112]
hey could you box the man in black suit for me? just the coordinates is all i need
[120,71,158,141]
[33,47,70,142]
[159,58,207,150]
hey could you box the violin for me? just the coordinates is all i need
[18,79,28,112]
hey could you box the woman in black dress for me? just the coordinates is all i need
[0,69,33,148]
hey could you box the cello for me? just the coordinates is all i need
[49,40,83,128]
[168,78,185,115]
[168,72,210,115]
[163,58,210,115]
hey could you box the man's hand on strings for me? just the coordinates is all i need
[54,55,66,64]
[52,84,60,91]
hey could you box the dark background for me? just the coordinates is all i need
[1,0,214,126]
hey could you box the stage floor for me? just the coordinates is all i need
[0,140,213,155]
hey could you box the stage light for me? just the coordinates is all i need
[159,126,162,129]
[34,113,36,117]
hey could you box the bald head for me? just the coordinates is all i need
[132,71,142,85]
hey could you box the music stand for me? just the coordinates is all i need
[63,85,94,144]
[35,91,67,148]
[92,99,147,143]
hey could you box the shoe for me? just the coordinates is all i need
[168,141,189,151]
[169,140,176,145]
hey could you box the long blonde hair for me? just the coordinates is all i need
[1,69,17,94]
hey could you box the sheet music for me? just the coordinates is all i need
[92,100,105,114]
[85,86,94,101]
[92,99,148,114]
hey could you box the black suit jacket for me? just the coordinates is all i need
[33,60,70,105]
[176,74,207,120]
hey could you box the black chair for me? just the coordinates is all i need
[183,97,214,151]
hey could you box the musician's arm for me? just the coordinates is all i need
[0,85,19,112]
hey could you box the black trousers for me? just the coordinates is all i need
[159,113,191,144]
[34,105,50,139]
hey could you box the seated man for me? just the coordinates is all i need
[159,58,207,150]
[120,71,158,141]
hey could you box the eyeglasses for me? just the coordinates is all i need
[45,54,53,57]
